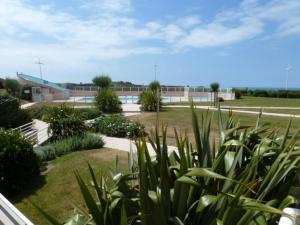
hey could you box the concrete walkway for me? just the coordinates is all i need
[102,135,177,157]
[165,105,300,118]
[20,102,36,109]
[208,106,300,109]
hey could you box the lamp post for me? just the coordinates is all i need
[35,58,44,79]
[285,64,292,91]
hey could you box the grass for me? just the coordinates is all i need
[165,96,300,107]
[129,107,300,146]
[0,88,7,95]
[14,148,129,225]
[232,108,300,115]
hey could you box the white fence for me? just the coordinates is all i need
[0,193,34,225]
[13,119,50,146]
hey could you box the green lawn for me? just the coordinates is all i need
[231,108,300,115]
[0,88,7,95]
[14,148,128,225]
[129,107,300,146]
[165,96,300,107]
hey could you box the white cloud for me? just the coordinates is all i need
[176,0,300,49]
[0,0,299,76]
[81,0,132,14]
[177,16,201,28]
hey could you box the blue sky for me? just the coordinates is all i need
[0,0,300,88]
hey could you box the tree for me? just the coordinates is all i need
[3,78,22,97]
[93,75,112,89]
[210,82,220,107]
[0,78,4,89]
[93,75,122,113]
[149,80,161,92]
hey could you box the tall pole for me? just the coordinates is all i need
[154,64,159,130]
[285,64,292,91]
[35,58,44,79]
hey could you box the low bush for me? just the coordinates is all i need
[27,104,52,120]
[0,129,40,195]
[33,145,56,161]
[93,114,144,138]
[233,88,242,99]
[95,89,122,113]
[47,105,86,140]
[49,133,104,156]
[217,96,224,102]
[140,91,162,112]
[0,95,32,128]
[76,108,102,120]
[240,88,300,99]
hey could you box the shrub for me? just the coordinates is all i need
[48,104,86,140]
[93,75,112,89]
[33,145,56,161]
[140,91,161,112]
[27,104,52,120]
[233,88,242,99]
[149,80,160,92]
[0,95,32,128]
[3,78,22,97]
[93,114,144,138]
[0,129,40,195]
[95,89,122,113]
[0,78,4,89]
[217,97,224,102]
[253,89,269,97]
[76,108,102,120]
[49,133,104,156]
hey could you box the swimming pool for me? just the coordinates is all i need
[78,96,209,103]
[79,97,139,103]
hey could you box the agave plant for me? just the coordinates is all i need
[36,104,300,225]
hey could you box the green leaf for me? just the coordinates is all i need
[177,176,201,187]
[186,168,231,181]
[224,151,235,172]
[196,195,217,213]
[75,171,104,225]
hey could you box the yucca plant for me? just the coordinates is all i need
[36,103,300,224]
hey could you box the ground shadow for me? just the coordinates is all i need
[7,166,47,204]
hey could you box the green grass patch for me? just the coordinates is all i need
[14,148,129,225]
[165,96,300,107]
[130,107,300,145]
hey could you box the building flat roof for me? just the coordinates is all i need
[17,73,69,92]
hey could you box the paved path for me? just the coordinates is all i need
[165,105,300,118]
[20,102,36,109]
[208,106,300,109]
[101,135,177,157]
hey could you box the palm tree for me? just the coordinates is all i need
[210,82,219,107]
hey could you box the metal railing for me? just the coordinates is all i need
[13,120,50,146]
[13,121,38,145]
[70,86,233,93]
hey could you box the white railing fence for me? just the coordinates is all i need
[13,119,50,146]
[0,193,34,225]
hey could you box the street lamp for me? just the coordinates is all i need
[285,64,292,91]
